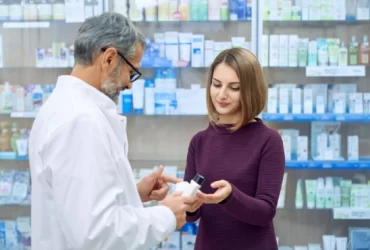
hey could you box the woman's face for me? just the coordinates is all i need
[210,63,241,120]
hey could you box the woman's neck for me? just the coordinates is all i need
[218,114,256,125]
[218,113,241,125]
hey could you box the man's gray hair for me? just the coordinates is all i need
[74,12,146,66]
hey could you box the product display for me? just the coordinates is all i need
[0,217,31,250]
[263,0,369,21]
[114,0,252,22]
[0,169,31,205]
[0,0,103,22]
[142,33,250,68]
[118,73,207,115]
[267,83,370,116]
[0,122,30,160]
[0,82,55,114]
[262,34,369,67]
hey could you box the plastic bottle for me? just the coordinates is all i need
[316,177,325,209]
[181,174,205,197]
[359,35,370,65]
[121,89,133,115]
[338,41,348,66]
[349,36,359,65]
[32,84,44,111]
[10,122,20,152]
[1,82,14,113]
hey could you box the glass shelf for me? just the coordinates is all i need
[262,113,370,122]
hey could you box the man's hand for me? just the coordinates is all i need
[137,165,181,202]
[159,192,197,229]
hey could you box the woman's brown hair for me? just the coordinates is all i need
[206,47,267,131]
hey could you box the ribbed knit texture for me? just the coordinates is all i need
[184,118,285,250]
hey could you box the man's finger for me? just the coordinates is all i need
[151,165,164,177]
[170,191,183,197]
[150,184,169,197]
[162,174,182,184]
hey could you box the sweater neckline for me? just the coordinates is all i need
[209,117,263,134]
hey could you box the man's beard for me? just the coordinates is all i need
[101,65,126,103]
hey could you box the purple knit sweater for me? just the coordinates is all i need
[184,118,285,250]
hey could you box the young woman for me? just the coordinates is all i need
[184,47,285,250]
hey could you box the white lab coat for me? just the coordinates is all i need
[29,75,176,250]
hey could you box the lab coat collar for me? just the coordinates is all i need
[56,75,117,110]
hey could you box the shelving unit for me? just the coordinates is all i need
[0,0,370,249]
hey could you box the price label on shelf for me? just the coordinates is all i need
[3,22,50,29]
[333,208,370,219]
[306,66,366,77]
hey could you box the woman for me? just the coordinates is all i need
[184,47,285,250]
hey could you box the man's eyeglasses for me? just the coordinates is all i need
[101,47,142,82]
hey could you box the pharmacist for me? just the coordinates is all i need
[28,12,197,250]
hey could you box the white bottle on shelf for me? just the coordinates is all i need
[181,174,205,197]
[1,82,14,113]
[32,84,44,112]
[338,41,348,66]
[15,86,25,112]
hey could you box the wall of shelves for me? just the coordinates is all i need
[0,0,370,249]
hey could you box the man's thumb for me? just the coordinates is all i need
[151,165,164,178]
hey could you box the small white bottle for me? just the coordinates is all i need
[1,82,14,113]
[181,174,205,197]
[32,84,44,111]
[338,41,348,66]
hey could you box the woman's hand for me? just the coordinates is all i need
[196,180,232,204]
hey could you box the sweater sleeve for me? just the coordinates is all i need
[220,130,285,227]
[184,133,202,223]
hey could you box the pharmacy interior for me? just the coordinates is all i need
[0,0,370,249]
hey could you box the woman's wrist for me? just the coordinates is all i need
[219,191,232,204]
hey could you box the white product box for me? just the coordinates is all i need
[165,32,179,67]
[279,87,289,114]
[267,87,278,113]
[262,35,269,67]
[204,40,214,67]
[349,93,363,114]
[191,34,204,67]
[269,35,279,67]
[303,88,313,114]
[333,92,346,114]
[292,88,302,114]
[348,135,359,161]
[279,35,289,67]
[297,136,308,161]
[288,35,299,67]
[363,93,370,114]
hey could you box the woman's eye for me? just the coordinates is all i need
[231,87,240,91]
[212,82,221,87]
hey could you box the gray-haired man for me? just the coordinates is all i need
[29,12,197,250]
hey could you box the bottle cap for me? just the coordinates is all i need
[192,174,205,186]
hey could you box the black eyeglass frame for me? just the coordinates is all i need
[101,47,142,82]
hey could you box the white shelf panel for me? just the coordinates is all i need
[333,208,370,219]
[306,66,366,77]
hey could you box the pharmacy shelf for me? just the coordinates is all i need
[10,112,37,118]
[263,20,370,26]
[286,160,370,170]
[333,208,370,220]
[262,113,370,122]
